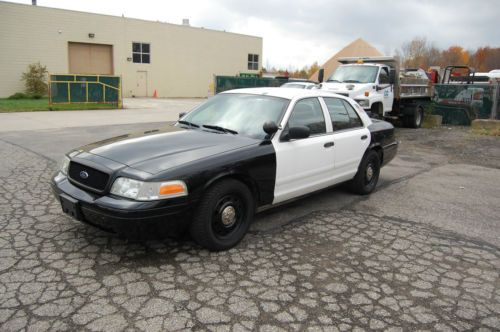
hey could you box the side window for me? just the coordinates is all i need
[379,67,390,84]
[287,98,326,136]
[342,100,363,128]
[324,98,363,130]
[323,97,351,131]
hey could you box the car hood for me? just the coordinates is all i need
[78,125,260,174]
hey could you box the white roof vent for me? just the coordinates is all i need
[182,19,190,26]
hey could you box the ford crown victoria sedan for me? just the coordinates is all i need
[52,88,398,251]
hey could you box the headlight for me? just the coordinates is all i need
[60,156,70,175]
[110,178,188,201]
[355,99,369,108]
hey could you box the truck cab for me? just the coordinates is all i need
[318,56,431,128]
[319,59,395,117]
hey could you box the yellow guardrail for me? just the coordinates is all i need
[49,74,122,108]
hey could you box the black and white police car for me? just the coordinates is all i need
[52,88,398,251]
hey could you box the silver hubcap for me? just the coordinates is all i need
[366,165,374,181]
[416,109,422,125]
[221,206,236,226]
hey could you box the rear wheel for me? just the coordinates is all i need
[405,105,424,128]
[190,179,254,251]
[350,150,381,195]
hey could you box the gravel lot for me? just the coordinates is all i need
[0,125,499,331]
[397,126,500,169]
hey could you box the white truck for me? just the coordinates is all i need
[317,56,432,128]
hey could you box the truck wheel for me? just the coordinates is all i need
[405,105,424,128]
[190,179,255,251]
[349,150,380,195]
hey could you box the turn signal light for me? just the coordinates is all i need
[364,91,370,97]
[160,183,186,195]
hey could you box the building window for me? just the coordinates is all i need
[132,42,150,64]
[248,54,259,70]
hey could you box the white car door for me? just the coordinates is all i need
[273,97,335,204]
[321,97,370,183]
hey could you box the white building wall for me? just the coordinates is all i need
[0,1,262,98]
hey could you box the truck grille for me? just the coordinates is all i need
[68,162,110,192]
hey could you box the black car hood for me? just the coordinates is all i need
[79,125,260,174]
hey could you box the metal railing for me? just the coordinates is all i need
[49,74,122,108]
[432,82,499,125]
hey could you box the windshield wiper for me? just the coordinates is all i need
[178,120,199,128]
[343,79,361,83]
[202,124,238,134]
[327,79,342,83]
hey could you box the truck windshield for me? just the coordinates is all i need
[179,94,289,139]
[328,65,379,84]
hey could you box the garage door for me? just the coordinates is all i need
[68,42,113,74]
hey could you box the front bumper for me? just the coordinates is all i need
[51,172,194,239]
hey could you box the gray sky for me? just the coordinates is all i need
[8,0,500,69]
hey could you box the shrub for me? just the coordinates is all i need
[21,62,48,96]
[425,102,435,116]
[7,92,28,99]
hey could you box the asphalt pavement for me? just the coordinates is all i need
[0,107,499,331]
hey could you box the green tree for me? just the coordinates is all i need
[21,62,48,96]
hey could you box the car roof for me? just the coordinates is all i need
[221,87,347,100]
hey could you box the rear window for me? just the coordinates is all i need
[323,97,363,131]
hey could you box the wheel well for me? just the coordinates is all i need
[370,102,383,117]
[204,174,259,205]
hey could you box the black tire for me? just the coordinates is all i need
[190,179,255,251]
[350,150,381,195]
[405,105,424,128]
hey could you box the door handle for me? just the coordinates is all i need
[324,142,334,148]
[361,135,368,140]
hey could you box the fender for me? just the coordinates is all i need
[366,118,398,167]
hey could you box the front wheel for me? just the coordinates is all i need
[350,150,381,195]
[190,179,255,251]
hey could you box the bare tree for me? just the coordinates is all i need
[401,37,429,68]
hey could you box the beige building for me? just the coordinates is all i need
[310,38,382,81]
[0,1,262,98]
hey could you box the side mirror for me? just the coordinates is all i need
[263,121,279,136]
[288,126,310,140]
[318,68,324,83]
[179,112,187,119]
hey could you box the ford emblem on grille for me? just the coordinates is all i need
[79,171,89,179]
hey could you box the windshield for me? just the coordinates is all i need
[328,65,379,83]
[180,94,289,139]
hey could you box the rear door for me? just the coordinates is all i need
[322,97,370,182]
[273,97,335,204]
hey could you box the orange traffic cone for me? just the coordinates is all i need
[153,89,158,98]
